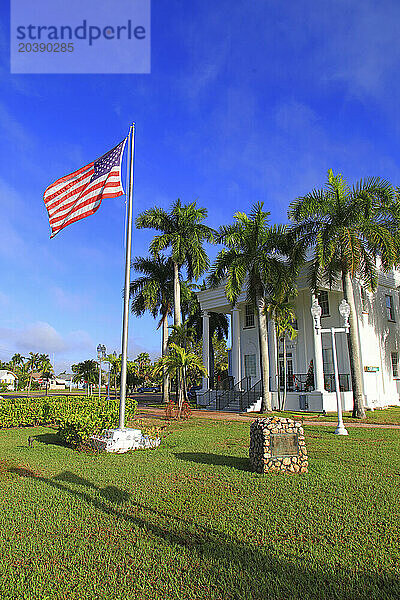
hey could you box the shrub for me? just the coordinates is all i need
[0,395,137,445]
[56,396,137,445]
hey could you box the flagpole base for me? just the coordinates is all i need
[334,424,349,435]
[90,428,160,453]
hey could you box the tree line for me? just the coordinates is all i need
[0,352,53,395]
[130,169,400,419]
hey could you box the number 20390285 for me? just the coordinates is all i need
[18,43,74,52]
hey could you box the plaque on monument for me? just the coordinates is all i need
[270,433,299,457]
[250,417,308,473]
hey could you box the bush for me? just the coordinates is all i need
[56,396,137,445]
[0,395,137,445]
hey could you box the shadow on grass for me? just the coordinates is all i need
[34,432,65,446]
[175,451,250,471]
[8,466,399,600]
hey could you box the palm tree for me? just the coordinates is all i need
[130,254,174,403]
[72,360,98,395]
[154,343,207,416]
[133,353,153,386]
[14,362,29,391]
[26,352,40,397]
[266,292,298,410]
[168,321,197,350]
[136,199,215,326]
[289,169,400,418]
[10,353,26,368]
[37,354,53,395]
[209,203,292,412]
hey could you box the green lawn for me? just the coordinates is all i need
[255,407,400,425]
[0,420,399,600]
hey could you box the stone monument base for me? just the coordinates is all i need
[249,417,308,474]
[90,428,160,453]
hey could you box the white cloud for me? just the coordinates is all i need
[0,321,94,357]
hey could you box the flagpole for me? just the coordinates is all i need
[119,123,135,429]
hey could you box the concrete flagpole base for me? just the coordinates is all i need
[334,424,349,435]
[90,428,160,453]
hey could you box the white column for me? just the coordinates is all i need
[311,294,325,392]
[268,318,278,391]
[232,307,241,384]
[201,311,210,390]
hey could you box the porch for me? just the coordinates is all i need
[196,371,352,413]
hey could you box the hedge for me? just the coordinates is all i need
[0,395,137,445]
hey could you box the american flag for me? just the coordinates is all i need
[44,139,127,238]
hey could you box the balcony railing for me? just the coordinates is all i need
[323,373,351,392]
[285,374,314,392]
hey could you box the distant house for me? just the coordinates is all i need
[0,370,18,390]
[55,372,78,390]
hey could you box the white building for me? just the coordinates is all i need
[0,370,18,391]
[196,268,400,413]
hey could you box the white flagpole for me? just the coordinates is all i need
[119,123,135,429]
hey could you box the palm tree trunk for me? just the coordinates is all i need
[177,369,184,417]
[210,332,215,388]
[162,314,169,404]
[282,337,287,411]
[276,327,281,410]
[173,261,181,326]
[342,271,366,419]
[27,374,32,398]
[256,295,271,412]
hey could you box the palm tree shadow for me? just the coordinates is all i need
[7,466,399,599]
[175,451,250,471]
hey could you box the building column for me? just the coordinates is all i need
[311,294,325,392]
[201,311,210,390]
[268,318,278,391]
[232,307,241,385]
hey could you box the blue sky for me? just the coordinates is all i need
[1,0,400,372]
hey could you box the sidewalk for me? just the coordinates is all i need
[135,406,400,429]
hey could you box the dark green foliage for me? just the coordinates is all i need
[0,395,137,445]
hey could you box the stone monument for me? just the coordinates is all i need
[249,417,308,473]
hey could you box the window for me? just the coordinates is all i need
[322,348,333,374]
[386,295,395,321]
[361,287,368,313]
[391,352,398,378]
[244,354,256,377]
[245,304,255,328]
[318,291,330,316]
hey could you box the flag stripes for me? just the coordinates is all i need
[43,139,126,238]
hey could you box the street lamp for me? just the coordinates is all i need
[97,344,106,400]
[107,350,117,401]
[311,298,350,436]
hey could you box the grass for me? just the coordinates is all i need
[254,407,400,425]
[0,419,399,599]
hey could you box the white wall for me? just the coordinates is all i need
[196,268,400,410]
